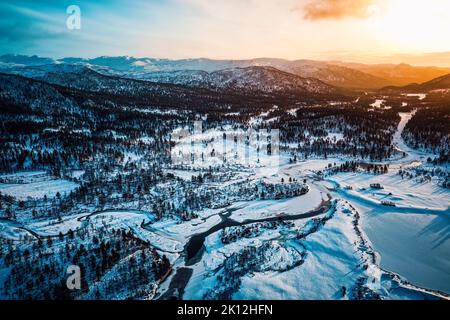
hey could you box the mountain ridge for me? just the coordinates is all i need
[0,61,341,96]
[3,54,450,90]
[380,73,450,93]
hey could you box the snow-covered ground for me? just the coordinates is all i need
[0,172,78,200]
[184,200,445,300]
[329,171,448,210]
[320,109,450,295]
[0,171,48,183]
[0,218,36,241]
[170,124,283,171]
[146,210,224,252]
[281,158,345,175]
[404,93,427,100]
[370,99,386,109]
[322,173,450,294]
[391,111,430,162]
[181,109,449,299]
[353,200,450,295]
[1,109,448,300]
[227,184,326,223]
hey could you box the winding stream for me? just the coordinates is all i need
[154,187,331,299]
[184,197,331,265]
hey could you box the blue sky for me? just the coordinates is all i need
[1,0,450,65]
[0,0,198,58]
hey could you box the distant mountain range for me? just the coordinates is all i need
[0,63,343,119]
[1,54,450,91]
[382,73,450,93]
[333,61,450,88]
[0,56,340,96]
[131,66,338,94]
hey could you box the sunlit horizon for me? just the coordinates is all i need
[1,0,450,67]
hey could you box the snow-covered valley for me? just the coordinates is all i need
[1,107,449,300]
[160,109,449,300]
[0,56,449,301]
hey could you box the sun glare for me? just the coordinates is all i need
[369,0,450,53]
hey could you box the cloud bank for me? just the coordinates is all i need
[303,0,376,20]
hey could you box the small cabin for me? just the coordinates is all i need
[370,183,383,189]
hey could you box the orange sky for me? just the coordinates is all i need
[175,0,450,64]
[3,0,450,66]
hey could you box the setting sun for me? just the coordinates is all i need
[369,0,450,53]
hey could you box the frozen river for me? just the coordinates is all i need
[325,110,450,294]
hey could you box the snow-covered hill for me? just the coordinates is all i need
[0,54,396,90]
[140,66,338,94]
[0,61,340,96]
[396,73,450,92]
[0,73,79,114]
[3,54,450,90]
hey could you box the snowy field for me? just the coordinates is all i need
[170,124,283,171]
[0,171,78,200]
[404,93,427,100]
[0,219,35,241]
[227,184,326,223]
[329,171,449,210]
